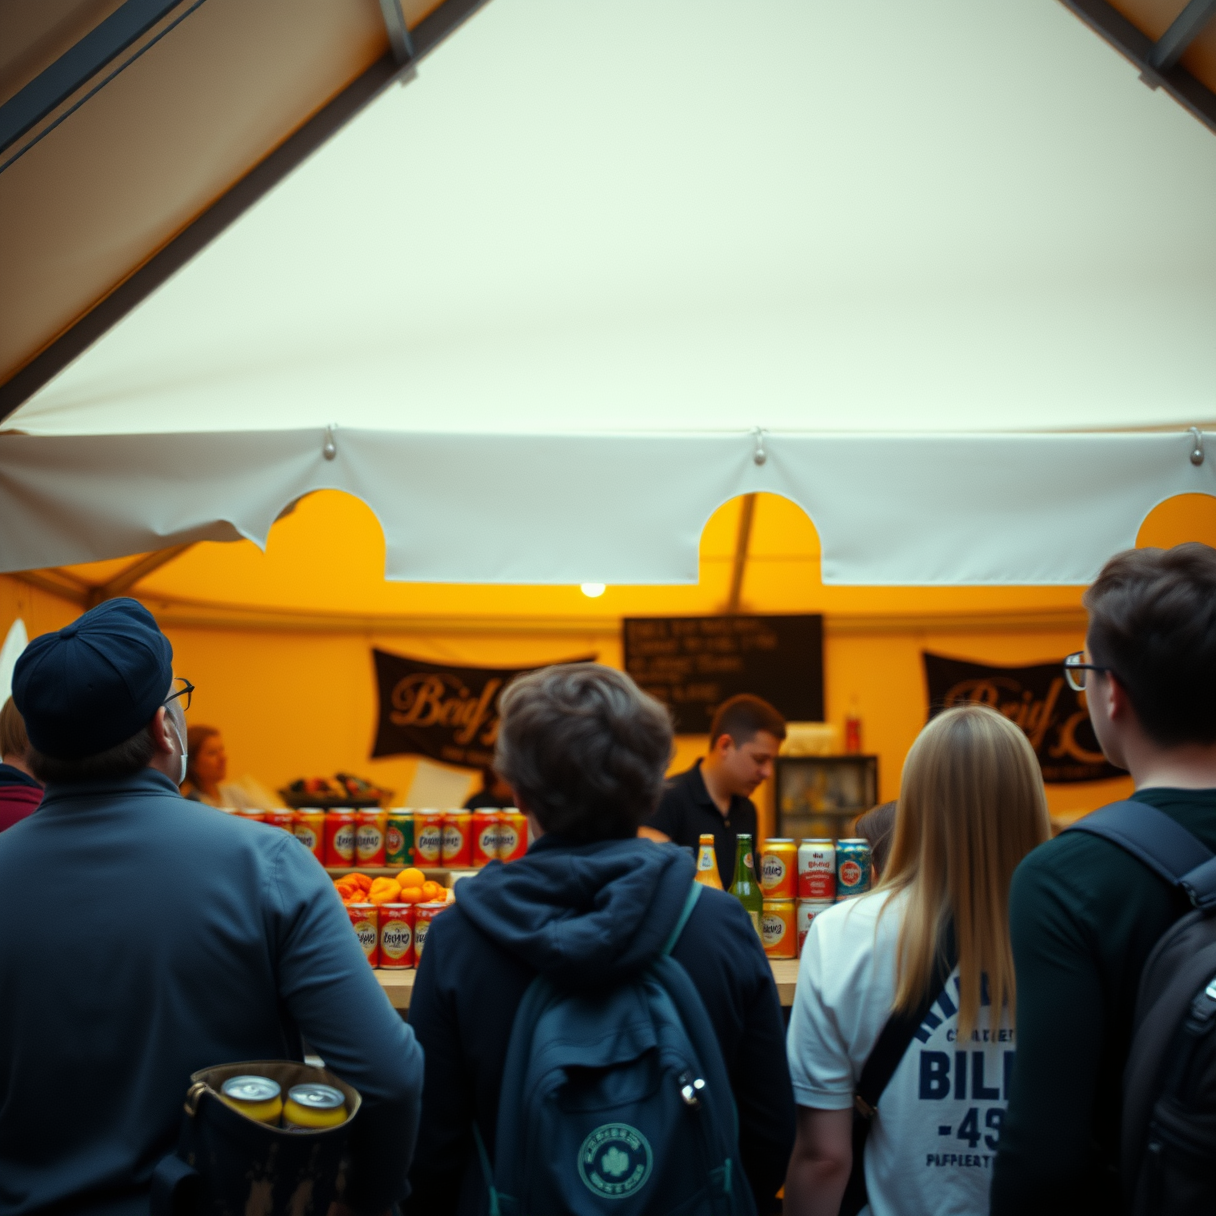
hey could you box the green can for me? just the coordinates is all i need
[385,809,414,867]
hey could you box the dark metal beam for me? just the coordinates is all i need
[1149,0,1216,73]
[0,0,192,156]
[379,0,416,67]
[1059,0,1216,134]
[0,0,491,426]
[726,493,757,615]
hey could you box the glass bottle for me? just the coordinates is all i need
[730,833,764,937]
[694,833,723,890]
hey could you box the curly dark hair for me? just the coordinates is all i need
[494,663,674,842]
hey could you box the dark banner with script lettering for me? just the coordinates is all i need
[371,649,592,769]
[923,651,1124,783]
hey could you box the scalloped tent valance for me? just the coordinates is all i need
[2,0,1214,584]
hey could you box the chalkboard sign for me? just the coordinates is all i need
[623,615,824,733]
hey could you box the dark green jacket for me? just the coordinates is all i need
[990,788,1216,1214]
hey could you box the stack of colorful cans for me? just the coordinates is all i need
[793,837,873,955]
[345,899,449,969]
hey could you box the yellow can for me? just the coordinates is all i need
[759,839,797,900]
[760,899,797,959]
[283,1083,347,1129]
[220,1075,283,1124]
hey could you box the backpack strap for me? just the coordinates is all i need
[661,881,703,956]
[1065,800,1216,909]
[839,926,958,1216]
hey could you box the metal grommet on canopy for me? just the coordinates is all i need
[1189,426,1205,467]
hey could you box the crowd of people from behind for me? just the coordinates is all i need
[0,541,1214,1215]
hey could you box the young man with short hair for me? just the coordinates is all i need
[641,694,786,888]
[991,544,1216,1214]
[405,665,794,1215]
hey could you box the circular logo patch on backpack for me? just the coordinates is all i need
[577,1124,653,1199]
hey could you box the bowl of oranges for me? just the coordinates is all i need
[334,868,451,907]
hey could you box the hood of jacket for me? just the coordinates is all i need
[454,834,697,989]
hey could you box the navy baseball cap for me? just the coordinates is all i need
[12,597,174,760]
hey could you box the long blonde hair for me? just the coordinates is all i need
[882,704,1050,1037]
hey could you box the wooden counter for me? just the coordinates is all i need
[376,958,800,1011]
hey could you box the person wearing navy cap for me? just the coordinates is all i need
[0,599,423,1216]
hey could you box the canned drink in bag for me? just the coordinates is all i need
[324,811,357,866]
[378,904,416,969]
[760,899,796,959]
[835,838,872,901]
[472,810,501,866]
[347,903,379,966]
[220,1076,283,1124]
[414,900,447,962]
[414,810,444,865]
[283,1084,346,1130]
[294,810,325,861]
[497,811,528,862]
[441,811,474,867]
[798,839,836,900]
[355,810,387,867]
[759,839,797,900]
[797,899,834,954]
[385,810,414,867]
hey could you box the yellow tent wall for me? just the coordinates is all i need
[6,491,1216,832]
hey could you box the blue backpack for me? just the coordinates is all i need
[473,882,756,1216]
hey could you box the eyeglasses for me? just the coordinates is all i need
[1063,652,1108,693]
[163,677,194,713]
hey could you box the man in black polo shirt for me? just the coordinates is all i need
[641,694,785,887]
[991,544,1216,1215]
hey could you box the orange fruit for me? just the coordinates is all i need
[398,885,424,904]
[396,867,426,888]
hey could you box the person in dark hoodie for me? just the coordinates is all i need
[405,662,795,1216]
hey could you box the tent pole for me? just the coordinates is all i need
[726,494,757,614]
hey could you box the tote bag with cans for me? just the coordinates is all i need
[150,1061,361,1216]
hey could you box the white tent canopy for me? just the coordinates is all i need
[2,0,1215,584]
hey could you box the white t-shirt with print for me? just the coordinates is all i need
[787,889,1014,1216]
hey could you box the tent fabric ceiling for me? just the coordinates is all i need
[0,0,451,389]
[1,0,1215,585]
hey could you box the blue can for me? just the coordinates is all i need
[835,837,872,901]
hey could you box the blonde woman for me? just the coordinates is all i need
[784,704,1050,1216]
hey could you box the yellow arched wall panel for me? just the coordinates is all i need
[6,489,1216,827]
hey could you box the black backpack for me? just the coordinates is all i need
[1066,801,1216,1215]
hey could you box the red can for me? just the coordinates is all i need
[355,810,387,868]
[798,839,836,900]
[325,811,357,866]
[414,900,448,962]
[235,809,265,824]
[441,811,474,867]
[347,903,379,966]
[472,810,501,867]
[378,904,416,969]
[294,810,325,861]
[414,811,444,865]
[265,809,295,832]
[497,811,528,862]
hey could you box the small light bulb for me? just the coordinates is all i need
[580,582,606,598]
